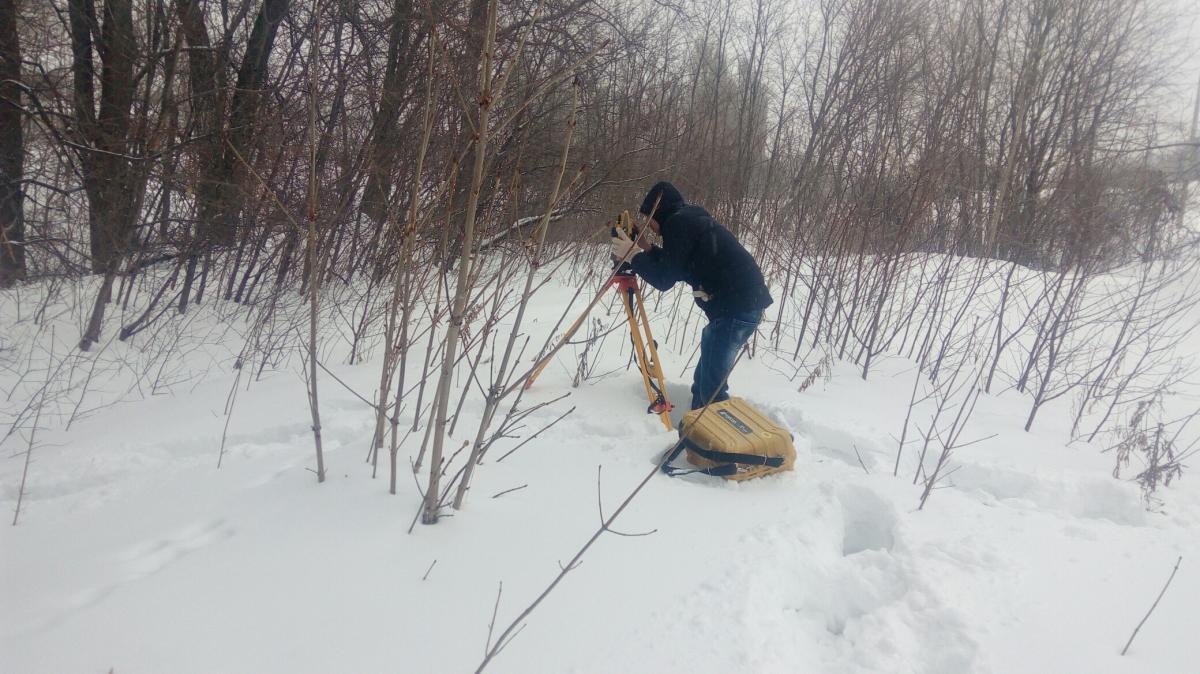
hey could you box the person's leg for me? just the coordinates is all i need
[690,311,761,409]
[690,321,719,409]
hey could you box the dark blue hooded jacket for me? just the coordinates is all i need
[631,182,773,319]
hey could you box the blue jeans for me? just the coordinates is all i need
[691,310,761,410]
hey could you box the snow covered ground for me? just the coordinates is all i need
[2,260,1198,674]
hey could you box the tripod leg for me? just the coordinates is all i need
[524,299,594,389]
[632,287,674,429]
[620,289,667,429]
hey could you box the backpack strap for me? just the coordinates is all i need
[661,436,784,477]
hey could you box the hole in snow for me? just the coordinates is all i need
[838,486,897,556]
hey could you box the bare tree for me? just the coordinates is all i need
[0,0,23,286]
[423,0,503,524]
[303,1,326,483]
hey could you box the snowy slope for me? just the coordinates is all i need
[2,264,1198,674]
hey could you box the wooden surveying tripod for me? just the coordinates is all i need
[610,211,674,430]
[525,210,674,430]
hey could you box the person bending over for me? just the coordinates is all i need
[611,181,773,410]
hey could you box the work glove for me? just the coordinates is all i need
[610,229,637,261]
[692,289,712,302]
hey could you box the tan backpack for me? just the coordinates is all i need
[662,397,795,481]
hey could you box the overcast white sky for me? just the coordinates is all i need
[1164,0,1200,135]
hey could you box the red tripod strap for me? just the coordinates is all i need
[610,274,638,292]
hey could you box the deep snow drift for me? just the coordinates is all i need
[2,258,1198,674]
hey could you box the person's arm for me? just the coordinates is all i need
[630,245,680,291]
[631,218,698,291]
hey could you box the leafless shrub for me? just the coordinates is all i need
[1112,392,1196,505]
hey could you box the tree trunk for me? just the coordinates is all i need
[360,0,418,224]
[70,0,138,273]
[0,0,24,286]
[175,0,222,309]
[194,0,289,248]
[305,2,326,483]
[423,0,496,525]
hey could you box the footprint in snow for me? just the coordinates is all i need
[115,518,235,582]
[46,519,237,632]
[838,484,898,556]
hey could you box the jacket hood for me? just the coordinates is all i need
[639,181,685,222]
